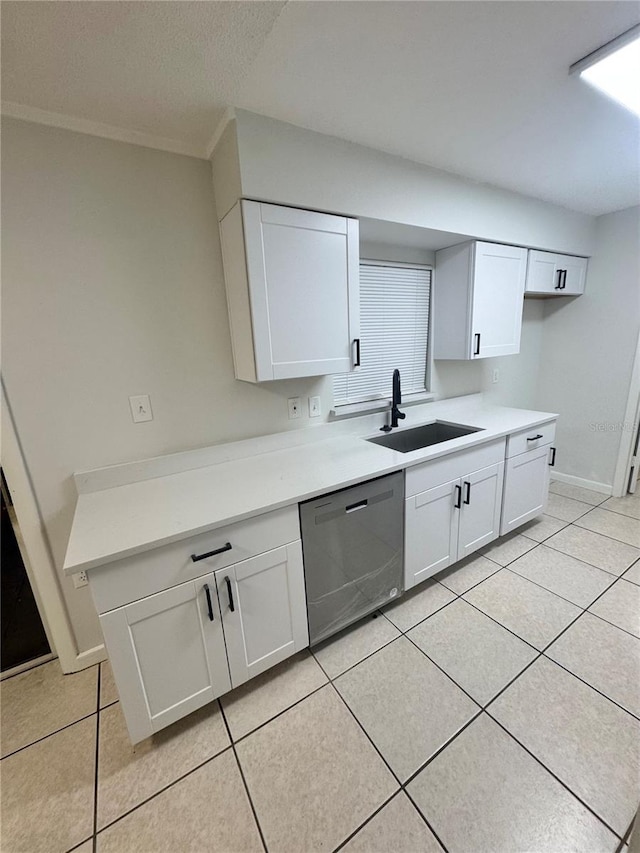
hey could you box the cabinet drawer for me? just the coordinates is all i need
[89,505,300,614]
[405,439,506,497]
[507,421,556,458]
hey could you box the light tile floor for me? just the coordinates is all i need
[2,485,640,852]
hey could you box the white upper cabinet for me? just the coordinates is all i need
[434,241,527,360]
[219,200,360,382]
[525,251,588,296]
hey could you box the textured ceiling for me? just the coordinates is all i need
[1,1,286,146]
[2,1,639,215]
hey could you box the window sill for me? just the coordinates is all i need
[329,392,436,421]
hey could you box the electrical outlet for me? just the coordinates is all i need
[129,394,153,423]
[309,396,321,417]
[492,369,500,384]
[73,570,88,589]
[288,397,302,419]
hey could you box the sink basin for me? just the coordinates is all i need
[367,420,483,453]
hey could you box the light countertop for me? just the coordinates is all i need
[63,395,557,573]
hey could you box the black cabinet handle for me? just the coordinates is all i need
[527,434,543,442]
[454,484,462,509]
[463,481,471,505]
[561,269,567,289]
[549,447,557,467]
[225,576,235,612]
[203,584,214,622]
[191,542,232,562]
[555,269,563,290]
[473,333,481,356]
[353,338,361,368]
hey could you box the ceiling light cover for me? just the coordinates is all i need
[572,26,640,117]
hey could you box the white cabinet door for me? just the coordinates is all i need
[100,576,231,743]
[501,446,551,535]
[471,243,527,358]
[241,201,360,381]
[457,462,504,559]
[526,250,558,294]
[560,255,588,295]
[217,542,308,687]
[525,251,587,296]
[405,480,460,589]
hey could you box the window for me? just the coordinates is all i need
[333,261,431,406]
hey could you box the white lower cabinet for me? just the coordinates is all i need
[405,461,504,589]
[100,575,231,744]
[500,421,557,535]
[215,542,308,687]
[457,463,505,559]
[99,538,308,744]
[405,479,459,586]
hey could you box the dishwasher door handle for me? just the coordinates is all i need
[346,499,368,513]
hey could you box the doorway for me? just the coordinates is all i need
[1,470,54,676]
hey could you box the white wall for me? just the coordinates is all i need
[534,205,640,488]
[0,115,613,658]
[231,110,596,256]
[1,118,332,651]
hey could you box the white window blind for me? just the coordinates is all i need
[333,262,431,406]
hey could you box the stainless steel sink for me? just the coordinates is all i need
[367,420,483,453]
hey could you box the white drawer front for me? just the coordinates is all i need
[89,505,300,613]
[405,439,506,497]
[507,421,556,458]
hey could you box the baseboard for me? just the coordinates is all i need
[550,471,613,496]
[68,644,107,673]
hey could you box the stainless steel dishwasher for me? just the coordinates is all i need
[300,472,404,645]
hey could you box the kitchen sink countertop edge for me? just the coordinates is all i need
[63,394,557,574]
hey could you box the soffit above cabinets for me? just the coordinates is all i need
[359,218,472,253]
[3,1,637,215]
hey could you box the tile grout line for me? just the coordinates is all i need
[573,520,640,549]
[0,708,99,761]
[586,608,640,642]
[93,739,234,837]
[0,655,58,682]
[485,711,625,842]
[319,676,452,853]
[92,664,101,853]
[539,539,640,578]
[309,517,635,850]
[362,607,628,843]
[232,679,329,747]
[597,504,640,522]
[218,700,270,853]
[330,790,404,853]
[539,649,640,723]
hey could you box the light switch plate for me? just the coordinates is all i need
[129,394,153,423]
[309,396,321,417]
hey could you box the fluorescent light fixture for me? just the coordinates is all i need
[570,23,640,116]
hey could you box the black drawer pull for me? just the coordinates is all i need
[225,576,235,612]
[454,484,462,509]
[353,338,361,368]
[473,333,481,356]
[463,481,471,505]
[191,542,232,562]
[203,584,214,622]
[527,434,543,442]
[555,269,563,290]
[549,447,557,467]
